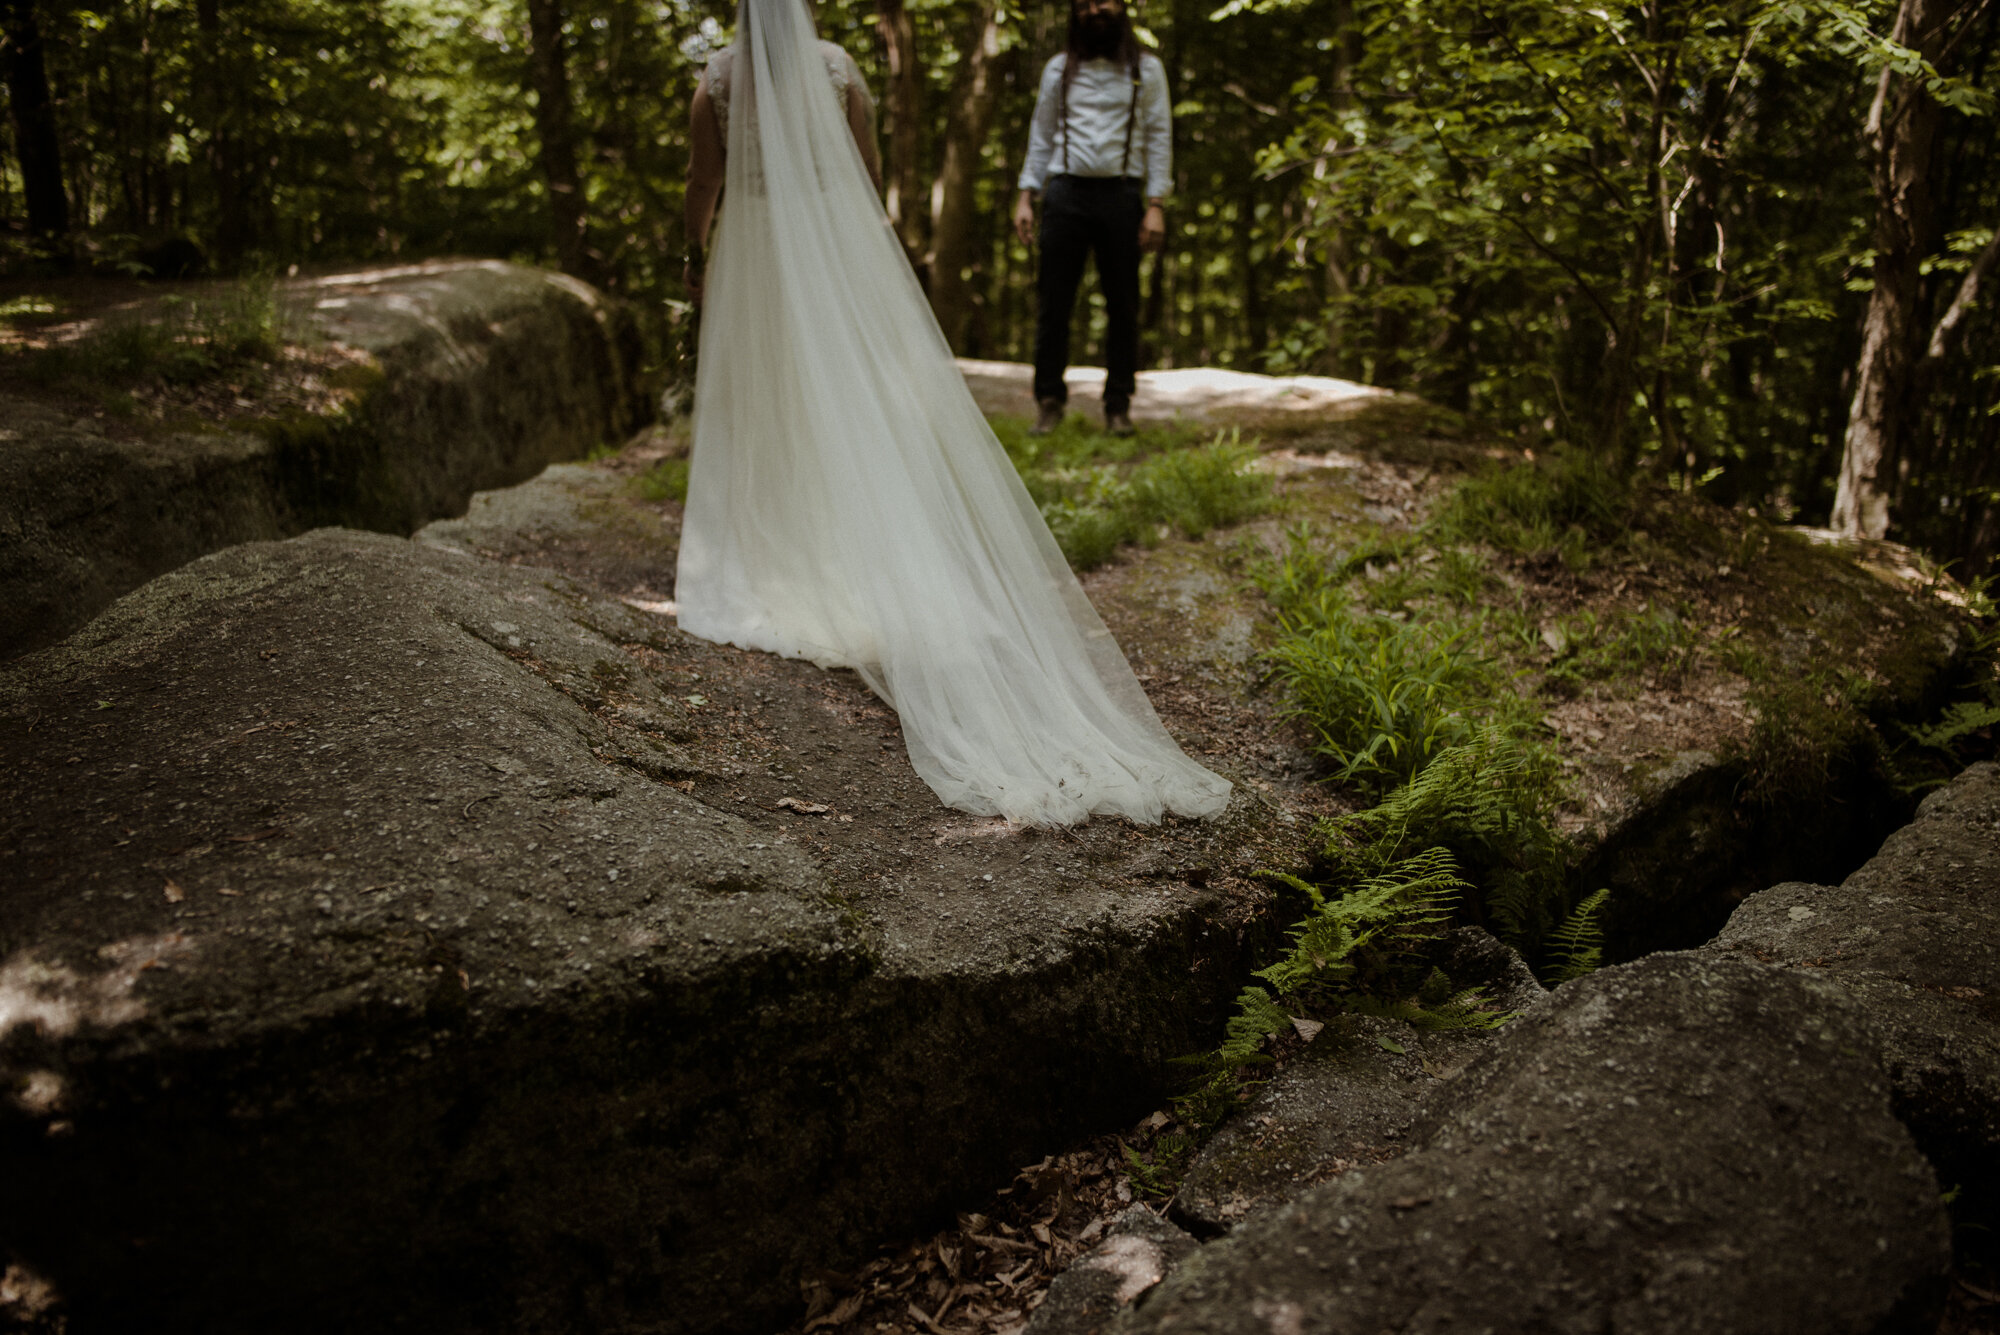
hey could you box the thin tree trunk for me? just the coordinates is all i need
[193,0,246,262]
[524,0,600,284]
[1322,0,1359,375]
[0,0,68,240]
[1370,233,1410,386]
[875,0,924,275]
[1832,0,1956,537]
[926,4,1003,348]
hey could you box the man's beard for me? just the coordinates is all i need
[1077,12,1122,57]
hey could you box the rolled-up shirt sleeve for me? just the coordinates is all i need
[1017,56,1065,193]
[1142,55,1172,201]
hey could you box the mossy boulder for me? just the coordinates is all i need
[0,261,648,661]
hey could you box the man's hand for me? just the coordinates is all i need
[1012,190,1037,248]
[1139,202,1166,253]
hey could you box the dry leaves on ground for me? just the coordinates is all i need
[788,1127,1177,1335]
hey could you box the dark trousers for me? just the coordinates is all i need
[1034,174,1143,414]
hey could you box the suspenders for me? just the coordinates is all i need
[1058,56,1144,179]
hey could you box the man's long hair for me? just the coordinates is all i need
[1061,1,1140,97]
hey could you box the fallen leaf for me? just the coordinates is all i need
[163,879,185,904]
[1290,1016,1324,1043]
[685,694,707,706]
[803,1292,865,1331]
[776,796,830,814]
[1375,1035,1406,1054]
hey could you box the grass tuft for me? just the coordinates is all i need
[632,456,691,505]
[1428,448,1630,570]
[9,276,282,393]
[994,416,1274,570]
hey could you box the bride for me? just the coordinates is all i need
[675,0,1229,828]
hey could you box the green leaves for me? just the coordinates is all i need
[995,419,1275,571]
[1266,611,1479,789]
[1543,888,1611,985]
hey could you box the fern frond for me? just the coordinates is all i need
[1216,985,1290,1066]
[1344,985,1512,1031]
[1908,700,2000,753]
[1543,888,1610,984]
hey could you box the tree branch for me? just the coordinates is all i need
[1926,226,2000,362]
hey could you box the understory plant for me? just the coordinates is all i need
[1166,842,1510,1143]
[9,276,283,393]
[997,417,1274,570]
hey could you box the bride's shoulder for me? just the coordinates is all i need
[701,45,736,87]
[816,40,866,92]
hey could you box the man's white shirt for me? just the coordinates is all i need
[1017,52,1172,201]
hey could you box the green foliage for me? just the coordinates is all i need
[9,278,282,392]
[1263,604,1479,789]
[1542,605,1698,694]
[1908,700,2000,756]
[1328,726,1570,950]
[633,457,692,505]
[1427,452,1631,570]
[1253,849,1466,1002]
[1542,888,1610,985]
[1120,1135,1194,1198]
[19,0,2000,578]
[1129,429,1275,538]
[1174,845,1510,1141]
[996,419,1274,570]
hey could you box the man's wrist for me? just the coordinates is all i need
[1146,198,1165,210]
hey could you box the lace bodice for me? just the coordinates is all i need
[703,41,867,142]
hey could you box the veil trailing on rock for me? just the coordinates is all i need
[675,0,1229,826]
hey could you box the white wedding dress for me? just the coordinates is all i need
[676,0,1230,827]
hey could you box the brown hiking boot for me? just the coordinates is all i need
[1030,398,1064,436]
[1105,409,1136,438]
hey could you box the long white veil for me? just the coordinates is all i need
[676,0,1230,826]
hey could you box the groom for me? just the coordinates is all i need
[1011,0,1171,438]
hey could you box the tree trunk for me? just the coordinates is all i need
[1321,0,1360,375]
[875,0,925,276]
[194,0,247,263]
[926,5,1003,349]
[1831,0,1957,538]
[0,0,69,240]
[524,0,600,284]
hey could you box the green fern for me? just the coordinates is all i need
[1327,725,1569,951]
[1264,607,1481,790]
[1216,985,1293,1067]
[1542,888,1611,984]
[1345,985,1510,1031]
[1254,849,1464,996]
[1121,1135,1195,1199]
[1908,700,2000,754]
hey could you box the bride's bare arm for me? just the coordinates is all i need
[685,84,726,299]
[846,83,882,194]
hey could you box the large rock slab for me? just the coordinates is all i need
[0,528,1273,1334]
[1116,953,1949,1335]
[1172,928,1544,1235]
[1710,761,2000,1197]
[0,261,647,660]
